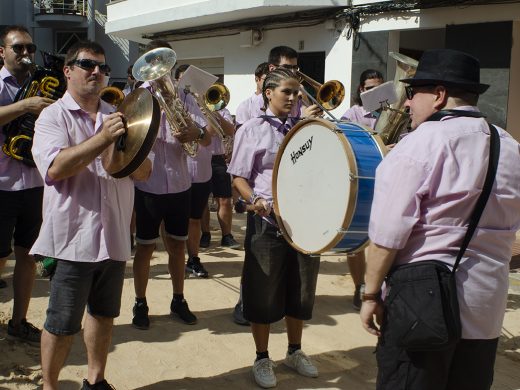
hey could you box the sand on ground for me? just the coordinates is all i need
[1,212,519,389]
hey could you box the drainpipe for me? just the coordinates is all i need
[88,0,95,41]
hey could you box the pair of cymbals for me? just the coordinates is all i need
[102,88,160,178]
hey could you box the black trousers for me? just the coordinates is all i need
[376,337,498,390]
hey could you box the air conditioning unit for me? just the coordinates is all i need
[239,29,263,48]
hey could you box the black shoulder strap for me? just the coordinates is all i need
[452,123,500,273]
[426,109,486,122]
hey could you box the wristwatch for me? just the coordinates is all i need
[197,126,205,141]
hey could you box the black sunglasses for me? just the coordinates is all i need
[405,84,437,100]
[7,43,37,54]
[69,58,111,74]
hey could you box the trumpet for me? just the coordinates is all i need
[295,70,345,113]
[99,86,125,107]
[132,47,198,157]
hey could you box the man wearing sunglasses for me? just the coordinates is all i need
[360,49,520,390]
[0,25,55,345]
[31,40,151,390]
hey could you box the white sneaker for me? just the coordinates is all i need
[252,358,277,388]
[284,350,318,378]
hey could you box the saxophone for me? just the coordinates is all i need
[2,54,65,166]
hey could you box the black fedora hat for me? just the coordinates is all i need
[400,49,489,94]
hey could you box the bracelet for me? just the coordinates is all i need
[361,291,382,303]
[249,192,262,206]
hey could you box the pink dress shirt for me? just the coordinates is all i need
[187,145,212,183]
[135,83,207,194]
[369,106,520,339]
[341,104,377,128]
[209,107,233,155]
[0,67,44,191]
[30,92,134,262]
[228,108,293,202]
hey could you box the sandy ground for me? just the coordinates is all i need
[1,212,519,390]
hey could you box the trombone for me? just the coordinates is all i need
[99,86,125,107]
[204,82,230,112]
[295,70,345,121]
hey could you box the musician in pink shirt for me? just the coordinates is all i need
[341,69,383,128]
[32,40,151,390]
[228,67,320,389]
[131,41,213,331]
[235,62,269,128]
[0,25,53,344]
[360,49,520,390]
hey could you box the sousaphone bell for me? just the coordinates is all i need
[102,88,160,178]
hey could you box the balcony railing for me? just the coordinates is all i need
[33,1,87,16]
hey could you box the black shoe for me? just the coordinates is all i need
[171,299,197,325]
[186,256,209,278]
[132,301,150,330]
[199,232,211,248]
[233,302,250,326]
[221,234,240,249]
[81,378,116,390]
[353,284,363,311]
[7,319,41,344]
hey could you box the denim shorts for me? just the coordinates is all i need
[242,212,320,324]
[44,259,126,335]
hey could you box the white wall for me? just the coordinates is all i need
[168,22,353,116]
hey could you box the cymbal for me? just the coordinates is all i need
[102,88,160,178]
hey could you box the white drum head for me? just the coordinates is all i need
[273,118,357,254]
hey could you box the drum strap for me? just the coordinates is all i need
[425,109,486,122]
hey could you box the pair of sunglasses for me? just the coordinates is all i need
[7,43,37,54]
[405,84,437,100]
[69,58,111,74]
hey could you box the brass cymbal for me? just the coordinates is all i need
[102,88,160,178]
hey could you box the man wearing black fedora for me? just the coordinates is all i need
[360,48,520,389]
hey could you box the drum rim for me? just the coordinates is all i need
[272,117,359,255]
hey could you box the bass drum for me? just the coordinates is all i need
[273,118,386,254]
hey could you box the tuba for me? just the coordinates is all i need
[375,52,418,145]
[132,47,199,157]
[2,53,66,167]
[99,86,125,107]
[296,70,345,111]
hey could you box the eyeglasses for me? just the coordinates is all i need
[6,43,37,54]
[68,58,111,74]
[405,84,436,100]
[279,64,299,71]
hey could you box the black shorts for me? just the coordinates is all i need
[0,187,43,258]
[134,188,191,243]
[190,180,211,219]
[211,155,232,198]
[242,212,320,324]
[44,259,126,335]
[376,335,498,390]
